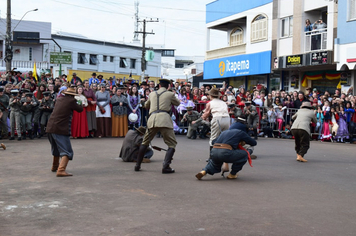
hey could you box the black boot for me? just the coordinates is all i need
[135,145,148,171]
[253,129,258,140]
[33,124,39,138]
[162,148,175,174]
[39,125,45,138]
[192,130,197,139]
[199,125,209,139]
[206,146,213,162]
[29,129,34,139]
[22,132,26,140]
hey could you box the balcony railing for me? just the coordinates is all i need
[305,29,327,52]
[0,60,49,70]
[206,44,246,61]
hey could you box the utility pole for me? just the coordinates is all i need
[133,1,140,42]
[5,0,12,72]
[135,18,159,82]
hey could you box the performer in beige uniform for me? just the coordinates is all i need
[201,88,230,154]
[135,79,181,174]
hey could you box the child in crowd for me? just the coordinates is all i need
[276,105,286,131]
[321,101,332,141]
[281,124,292,139]
[315,105,324,140]
[267,105,277,130]
[330,106,339,139]
[259,113,273,138]
[336,106,349,143]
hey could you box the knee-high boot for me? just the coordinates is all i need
[51,156,60,172]
[39,125,45,138]
[162,148,175,174]
[56,156,73,177]
[33,123,39,138]
[135,145,148,171]
[199,125,209,139]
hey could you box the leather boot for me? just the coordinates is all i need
[51,156,60,172]
[135,145,148,171]
[33,124,39,138]
[56,156,73,177]
[39,125,45,139]
[192,130,197,139]
[254,128,258,140]
[199,125,209,139]
[162,148,175,174]
[29,129,34,139]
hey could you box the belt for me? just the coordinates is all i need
[213,143,232,150]
[150,110,170,115]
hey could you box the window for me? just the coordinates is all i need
[349,0,356,20]
[162,50,174,57]
[110,56,114,62]
[175,63,184,68]
[120,57,128,68]
[251,14,268,43]
[230,27,243,46]
[29,47,32,61]
[103,55,107,62]
[78,53,87,64]
[130,59,136,69]
[280,16,293,38]
[89,54,98,65]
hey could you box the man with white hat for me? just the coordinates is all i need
[46,87,83,177]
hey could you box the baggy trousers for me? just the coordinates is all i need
[291,129,310,157]
[204,148,248,175]
[48,133,74,160]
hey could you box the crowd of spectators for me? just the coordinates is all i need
[0,70,356,144]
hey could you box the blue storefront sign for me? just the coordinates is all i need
[203,51,272,80]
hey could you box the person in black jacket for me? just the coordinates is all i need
[293,91,308,109]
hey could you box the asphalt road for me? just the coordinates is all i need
[1,136,356,236]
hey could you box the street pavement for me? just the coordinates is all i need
[1,135,356,236]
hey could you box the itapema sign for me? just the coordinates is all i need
[50,52,72,64]
[286,55,303,68]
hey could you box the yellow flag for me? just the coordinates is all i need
[32,61,38,82]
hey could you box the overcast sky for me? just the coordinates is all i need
[0,0,224,56]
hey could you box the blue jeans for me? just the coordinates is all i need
[204,148,248,175]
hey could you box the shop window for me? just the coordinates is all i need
[312,78,340,95]
[90,54,98,65]
[349,0,356,21]
[120,57,128,68]
[78,53,87,64]
[103,55,107,62]
[230,27,243,46]
[251,14,268,43]
[280,16,293,38]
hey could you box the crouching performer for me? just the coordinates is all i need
[195,125,257,180]
[134,79,180,174]
[46,87,83,177]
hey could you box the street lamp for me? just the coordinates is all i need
[5,7,38,71]
[12,8,38,32]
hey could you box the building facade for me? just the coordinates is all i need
[334,0,356,94]
[0,19,51,73]
[204,0,273,90]
[275,0,340,94]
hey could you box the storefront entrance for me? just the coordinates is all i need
[312,78,339,95]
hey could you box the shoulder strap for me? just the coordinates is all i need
[155,90,167,111]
